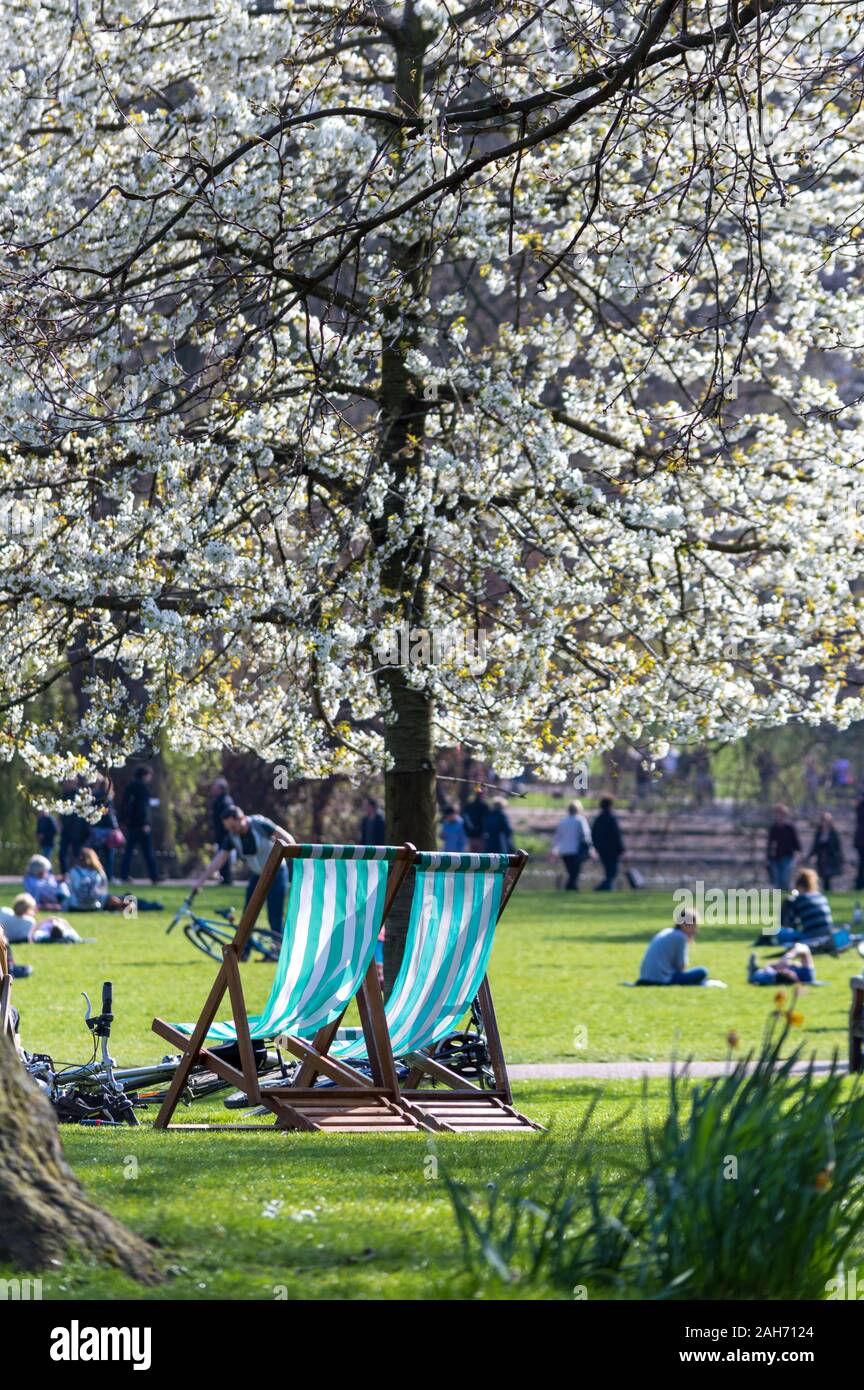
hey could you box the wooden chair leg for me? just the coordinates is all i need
[476,977,512,1104]
[153,963,230,1128]
[850,985,864,1073]
[223,947,261,1105]
[294,1014,345,1089]
[0,974,12,1038]
[356,961,400,1091]
[153,838,288,1127]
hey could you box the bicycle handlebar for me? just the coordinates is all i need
[166,894,196,933]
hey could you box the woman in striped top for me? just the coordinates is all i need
[777,868,833,944]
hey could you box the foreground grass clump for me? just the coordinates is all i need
[445,1026,864,1300]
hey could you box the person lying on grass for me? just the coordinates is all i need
[637,907,725,987]
[748,941,818,987]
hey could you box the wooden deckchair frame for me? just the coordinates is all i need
[0,970,13,1039]
[152,837,418,1132]
[396,851,542,1131]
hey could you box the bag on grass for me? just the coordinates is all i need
[626,866,646,890]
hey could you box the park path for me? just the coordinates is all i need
[509,1060,848,1080]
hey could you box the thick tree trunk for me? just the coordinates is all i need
[0,1031,160,1281]
[373,3,437,992]
[381,671,437,991]
[310,776,338,842]
[376,636,439,995]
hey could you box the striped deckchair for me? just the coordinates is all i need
[152,838,423,1132]
[327,850,540,1132]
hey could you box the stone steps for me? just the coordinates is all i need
[512,802,862,889]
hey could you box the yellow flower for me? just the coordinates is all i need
[774,991,787,1008]
[815,1165,834,1191]
[787,1010,804,1027]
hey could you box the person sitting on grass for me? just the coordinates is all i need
[23,854,70,909]
[0,892,37,944]
[0,915,33,983]
[637,907,721,987]
[67,847,163,913]
[777,868,833,944]
[748,941,818,987]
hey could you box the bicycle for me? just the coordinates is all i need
[23,981,280,1123]
[427,1000,497,1090]
[166,895,281,963]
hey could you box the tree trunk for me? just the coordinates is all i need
[310,776,338,841]
[373,2,437,991]
[0,1031,160,1282]
[381,670,437,992]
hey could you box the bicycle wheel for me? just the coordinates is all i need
[247,930,281,963]
[183,918,232,961]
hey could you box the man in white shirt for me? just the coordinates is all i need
[551,801,592,890]
[637,908,709,985]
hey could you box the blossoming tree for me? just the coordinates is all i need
[0,0,863,925]
[3,0,864,1268]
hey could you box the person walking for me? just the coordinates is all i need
[359,796,386,846]
[462,790,489,852]
[755,749,777,803]
[191,808,294,939]
[483,798,514,854]
[119,765,161,884]
[807,811,843,892]
[35,810,57,866]
[855,792,864,892]
[803,757,821,813]
[551,800,591,890]
[591,795,624,891]
[440,804,468,853]
[209,776,235,885]
[766,803,801,892]
[58,778,88,874]
[87,775,120,882]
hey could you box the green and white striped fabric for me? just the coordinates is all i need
[176,845,400,1043]
[334,852,510,1060]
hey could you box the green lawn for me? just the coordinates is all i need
[6,882,859,1299]
[10,884,854,1067]
[499,887,859,1063]
[30,1081,666,1301]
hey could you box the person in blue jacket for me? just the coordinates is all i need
[483,798,514,854]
